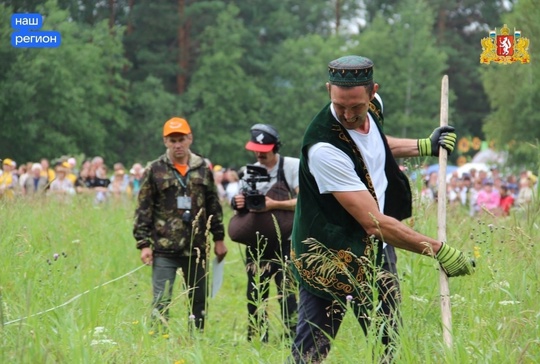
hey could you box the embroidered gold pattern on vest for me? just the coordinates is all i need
[296,237,377,300]
[369,102,382,124]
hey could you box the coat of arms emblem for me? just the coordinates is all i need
[480,24,530,64]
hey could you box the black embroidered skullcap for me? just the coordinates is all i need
[328,55,374,86]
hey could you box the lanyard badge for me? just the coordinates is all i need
[177,195,192,209]
[178,196,192,223]
[172,167,192,222]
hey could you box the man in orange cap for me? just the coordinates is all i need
[134,117,228,335]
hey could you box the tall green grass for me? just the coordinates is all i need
[1,196,539,363]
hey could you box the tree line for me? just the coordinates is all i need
[1,0,538,170]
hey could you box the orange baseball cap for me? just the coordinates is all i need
[163,117,191,136]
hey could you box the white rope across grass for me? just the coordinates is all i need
[3,264,146,326]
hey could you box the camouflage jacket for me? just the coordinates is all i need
[133,151,225,257]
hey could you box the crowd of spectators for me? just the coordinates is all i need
[0,156,144,203]
[418,165,537,217]
[2,155,535,218]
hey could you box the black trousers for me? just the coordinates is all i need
[290,246,401,363]
[245,242,298,341]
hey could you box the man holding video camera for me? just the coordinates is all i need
[230,124,299,342]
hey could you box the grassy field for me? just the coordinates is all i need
[1,195,539,363]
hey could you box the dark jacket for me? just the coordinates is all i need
[133,151,224,258]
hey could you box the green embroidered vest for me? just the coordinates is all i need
[291,101,412,302]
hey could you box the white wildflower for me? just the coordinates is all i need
[93,326,107,335]
[409,295,429,303]
[498,301,520,306]
[91,339,117,346]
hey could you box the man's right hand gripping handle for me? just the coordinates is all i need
[436,242,475,277]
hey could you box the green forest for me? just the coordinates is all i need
[1,0,538,170]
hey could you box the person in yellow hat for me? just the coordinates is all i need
[0,158,18,199]
[40,158,56,184]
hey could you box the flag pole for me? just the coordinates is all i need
[438,74,453,348]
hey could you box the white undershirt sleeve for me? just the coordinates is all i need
[307,143,367,194]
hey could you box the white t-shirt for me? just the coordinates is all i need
[307,103,388,213]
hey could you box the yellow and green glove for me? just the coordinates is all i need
[435,242,475,277]
[418,126,457,157]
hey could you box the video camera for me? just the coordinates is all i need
[243,164,271,211]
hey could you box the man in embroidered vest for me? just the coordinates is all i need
[133,117,228,336]
[289,55,474,363]
[230,124,299,342]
